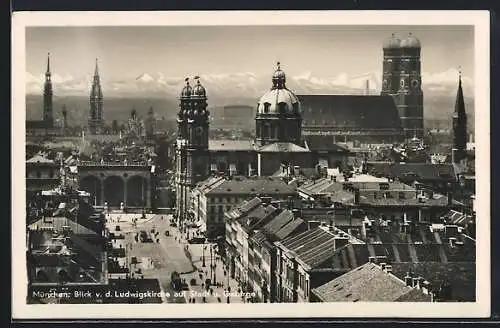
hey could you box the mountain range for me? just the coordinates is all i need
[25,68,474,129]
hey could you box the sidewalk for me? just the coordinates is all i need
[181,243,252,304]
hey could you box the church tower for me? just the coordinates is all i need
[43,53,54,128]
[381,34,402,96]
[394,33,424,139]
[88,58,104,134]
[175,77,210,222]
[255,62,302,146]
[452,70,468,164]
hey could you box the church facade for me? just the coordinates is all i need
[174,65,350,222]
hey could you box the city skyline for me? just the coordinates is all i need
[25,25,474,98]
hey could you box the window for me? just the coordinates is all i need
[278,102,287,114]
[36,171,41,178]
[264,103,271,113]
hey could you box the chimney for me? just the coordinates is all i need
[448,237,457,248]
[412,277,419,288]
[404,272,413,287]
[292,208,300,219]
[365,79,370,95]
[384,265,393,274]
[369,256,376,263]
[380,263,387,271]
[293,165,300,176]
[334,236,349,249]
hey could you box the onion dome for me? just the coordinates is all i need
[191,76,206,98]
[257,62,300,115]
[400,33,421,48]
[180,78,192,98]
[383,33,401,49]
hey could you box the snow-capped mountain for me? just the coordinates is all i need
[25,68,474,101]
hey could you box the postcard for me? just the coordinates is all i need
[12,10,490,319]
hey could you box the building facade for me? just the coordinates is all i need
[175,78,211,222]
[381,33,424,139]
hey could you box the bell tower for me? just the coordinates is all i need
[43,52,54,128]
[88,58,104,134]
[175,77,210,223]
[381,34,402,96]
[452,69,467,164]
[395,33,424,139]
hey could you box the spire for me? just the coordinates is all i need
[94,58,99,77]
[46,52,51,75]
[454,67,465,116]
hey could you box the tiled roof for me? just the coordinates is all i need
[258,142,310,153]
[274,218,306,241]
[207,176,296,196]
[311,262,431,302]
[209,139,256,151]
[442,210,474,226]
[279,227,341,268]
[391,262,476,301]
[304,135,351,152]
[298,95,403,131]
[26,154,56,164]
[236,204,279,232]
[28,216,99,236]
[366,162,456,181]
[262,210,294,235]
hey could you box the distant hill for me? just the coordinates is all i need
[26,93,474,133]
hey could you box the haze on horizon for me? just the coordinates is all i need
[26,26,472,77]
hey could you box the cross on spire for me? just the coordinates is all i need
[46,52,51,74]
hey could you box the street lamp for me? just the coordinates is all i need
[202,245,206,267]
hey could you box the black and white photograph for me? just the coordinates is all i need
[12,11,490,319]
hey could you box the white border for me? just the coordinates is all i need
[12,10,490,319]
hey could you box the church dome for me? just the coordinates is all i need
[191,78,206,98]
[257,62,300,115]
[180,78,192,98]
[400,33,421,48]
[257,88,301,115]
[383,33,401,49]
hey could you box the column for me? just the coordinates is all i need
[123,178,128,206]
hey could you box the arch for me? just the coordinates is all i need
[104,176,125,207]
[79,175,102,206]
[58,269,69,283]
[127,175,147,207]
[36,269,49,282]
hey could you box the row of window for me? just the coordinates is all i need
[261,102,300,114]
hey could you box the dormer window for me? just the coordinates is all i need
[264,103,271,113]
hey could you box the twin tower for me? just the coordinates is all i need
[381,33,424,139]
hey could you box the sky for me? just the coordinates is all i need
[25,25,474,98]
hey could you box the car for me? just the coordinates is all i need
[188,237,206,244]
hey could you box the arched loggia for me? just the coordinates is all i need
[104,176,125,207]
[126,175,148,207]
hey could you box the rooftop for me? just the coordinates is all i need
[278,226,364,269]
[311,262,431,302]
[303,135,351,153]
[26,154,56,164]
[299,95,403,131]
[366,162,456,182]
[206,176,296,196]
[258,142,310,153]
[209,139,256,152]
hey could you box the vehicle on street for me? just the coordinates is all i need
[187,237,206,244]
